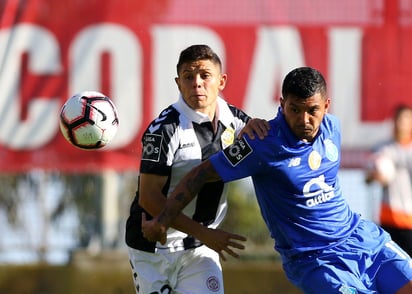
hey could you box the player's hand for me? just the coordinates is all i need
[141,212,167,244]
[200,228,247,261]
[239,118,270,140]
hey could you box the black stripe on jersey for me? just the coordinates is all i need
[191,121,228,224]
[227,103,250,124]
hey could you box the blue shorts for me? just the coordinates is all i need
[283,219,412,294]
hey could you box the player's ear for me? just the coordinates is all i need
[175,77,181,91]
[324,98,331,113]
[218,73,227,90]
[280,97,285,109]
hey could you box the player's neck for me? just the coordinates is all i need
[396,134,412,145]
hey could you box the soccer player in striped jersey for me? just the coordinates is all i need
[142,67,412,293]
[125,44,268,294]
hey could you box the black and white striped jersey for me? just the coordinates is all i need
[126,96,250,252]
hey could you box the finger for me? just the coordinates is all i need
[227,241,246,250]
[142,212,146,223]
[223,247,240,259]
[219,251,227,261]
[228,233,247,242]
[256,119,270,139]
[238,129,254,140]
[263,119,270,130]
[160,235,166,245]
[256,124,269,139]
[247,133,256,140]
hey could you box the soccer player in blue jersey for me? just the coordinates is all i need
[142,67,412,293]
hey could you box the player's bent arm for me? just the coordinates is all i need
[140,170,247,259]
[138,173,213,237]
[156,160,221,229]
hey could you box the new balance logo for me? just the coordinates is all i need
[288,157,301,167]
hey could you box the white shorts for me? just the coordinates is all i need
[128,245,223,294]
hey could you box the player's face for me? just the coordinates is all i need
[395,109,412,137]
[175,59,227,116]
[281,93,330,142]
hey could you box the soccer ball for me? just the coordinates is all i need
[59,91,119,150]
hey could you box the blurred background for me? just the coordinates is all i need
[0,0,408,293]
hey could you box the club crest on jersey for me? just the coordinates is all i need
[308,150,322,170]
[223,137,252,166]
[221,127,235,148]
[325,139,339,162]
[206,276,220,292]
[142,134,162,162]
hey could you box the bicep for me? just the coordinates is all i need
[190,160,221,181]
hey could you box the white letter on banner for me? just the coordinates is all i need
[0,24,61,149]
[152,25,225,116]
[243,27,305,118]
[328,28,391,148]
[69,24,141,149]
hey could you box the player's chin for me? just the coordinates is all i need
[187,96,208,107]
[294,129,315,141]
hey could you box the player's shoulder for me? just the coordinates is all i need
[323,113,340,132]
[144,105,180,135]
[324,113,339,125]
[226,102,250,121]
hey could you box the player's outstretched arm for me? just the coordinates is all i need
[139,164,247,259]
[161,160,220,226]
[139,173,229,245]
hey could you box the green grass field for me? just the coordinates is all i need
[0,251,302,294]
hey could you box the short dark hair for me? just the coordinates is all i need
[282,67,327,99]
[176,44,222,75]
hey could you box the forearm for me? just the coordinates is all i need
[157,160,219,228]
[156,174,205,227]
[141,161,230,249]
[139,186,207,236]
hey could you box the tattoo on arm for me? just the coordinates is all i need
[157,160,221,226]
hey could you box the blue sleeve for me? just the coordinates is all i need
[209,136,262,182]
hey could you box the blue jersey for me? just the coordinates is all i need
[210,108,361,258]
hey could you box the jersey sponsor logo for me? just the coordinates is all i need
[142,134,162,162]
[339,285,358,294]
[308,150,322,170]
[325,139,339,162]
[303,175,335,207]
[221,127,235,148]
[223,138,252,166]
[179,142,195,149]
[206,276,220,292]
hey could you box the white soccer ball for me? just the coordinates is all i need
[375,155,396,183]
[59,91,119,150]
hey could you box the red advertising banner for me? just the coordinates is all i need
[1,0,412,172]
